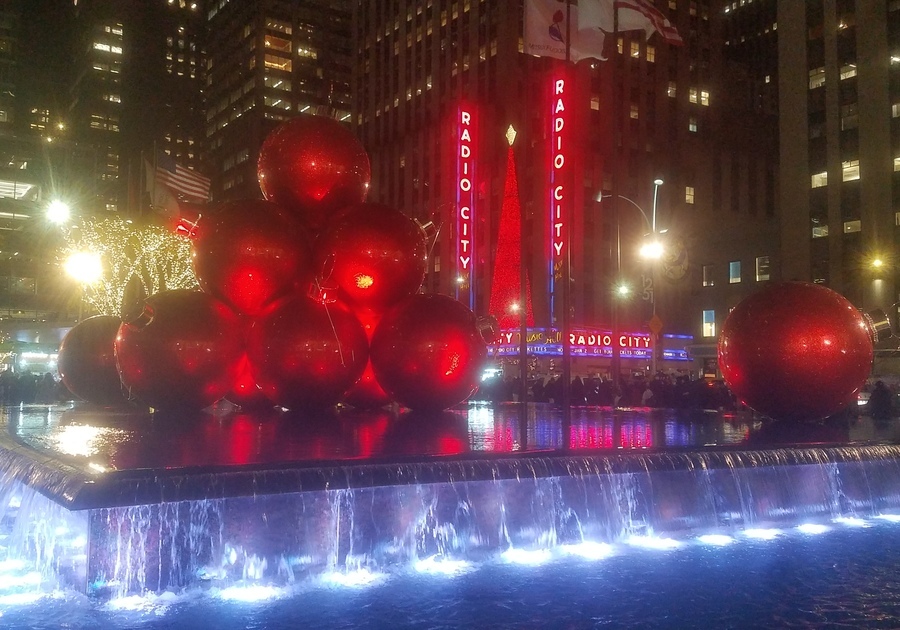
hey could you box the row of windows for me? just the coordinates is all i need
[808,63,857,89]
[701,256,770,288]
[810,159,859,187]
[811,213,900,239]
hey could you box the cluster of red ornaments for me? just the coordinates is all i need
[58,116,490,413]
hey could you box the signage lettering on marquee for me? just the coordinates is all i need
[550,77,567,293]
[457,107,474,304]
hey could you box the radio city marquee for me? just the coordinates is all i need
[489,328,690,361]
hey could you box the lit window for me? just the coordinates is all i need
[667,81,676,98]
[839,64,857,80]
[93,42,111,52]
[590,96,600,110]
[646,45,655,62]
[689,116,698,132]
[630,104,639,119]
[755,256,770,281]
[702,310,716,337]
[809,67,825,89]
[700,90,710,106]
[685,186,695,204]
[841,159,860,182]
[811,171,827,188]
[894,157,900,172]
[630,41,640,58]
[812,225,829,238]
[729,260,741,283]
[689,88,698,103]
[702,264,714,287]
[843,220,861,233]
[895,211,900,226]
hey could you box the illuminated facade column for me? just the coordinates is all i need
[456,105,475,308]
[549,71,571,326]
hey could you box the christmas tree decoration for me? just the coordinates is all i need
[190,199,312,317]
[247,294,369,410]
[488,125,534,329]
[257,115,371,232]
[718,281,878,422]
[370,294,488,411]
[115,290,244,411]
[315,202,427,313]
[58,315,130,406]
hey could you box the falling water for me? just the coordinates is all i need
[2,445,900,597]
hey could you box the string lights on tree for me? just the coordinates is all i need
[60,217,197,317]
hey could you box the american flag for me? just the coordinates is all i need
[154,152,210,204]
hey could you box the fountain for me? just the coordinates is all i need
[1,402,899,608]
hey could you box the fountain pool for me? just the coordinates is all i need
[0,402,897,628]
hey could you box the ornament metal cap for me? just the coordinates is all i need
[863,308,892,343]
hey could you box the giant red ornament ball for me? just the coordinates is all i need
[316,203,427,313]
[257,115,371,232]
[370,294,487,411]
[718,281,874,422]
[190,199,311,317]
[115,290,244,411]
[341,307,392,409]
[58,315,130,406]
[247,294,369,410]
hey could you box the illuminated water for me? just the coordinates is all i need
[2,521,900,628]
[0,402,898,627]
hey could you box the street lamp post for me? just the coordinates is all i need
[600,178,665,378]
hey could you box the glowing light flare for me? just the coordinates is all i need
[742,528,782,540]
[796,523,829,535]
[626,535,682,550]
[834,516,868,528]
[561,542,614,560]
[697,534,734,546]
[876,514,900,522]
[501,548,553,565]
[46,199,71,225]
[639,240,664,260]
[355,273,374,289]
[216,585,286,603]
[320,569,386,588]
[64,251,103,285]
[414,556,473,575]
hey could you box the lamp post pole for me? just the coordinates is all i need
[600,178,665,380]
[649,178,663,377]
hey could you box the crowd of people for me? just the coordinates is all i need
[0,371,72,405]
[476,371,738,410]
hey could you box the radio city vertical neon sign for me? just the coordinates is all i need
[457,106,475,307]
[549,76,568,316]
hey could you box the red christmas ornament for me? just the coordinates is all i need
[718,281,874,422]
[316,203,427,313]
[257,115,371,232]
[370,294,488,411]
[115,290,244,411]
[247,295,369,410]
[342,307,392,409]
[58,315,130,406]
[191,199,312,317]
[225,352,274,411]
